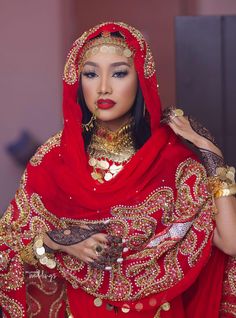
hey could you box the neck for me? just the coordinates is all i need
[96,113,132,132]
[88,116,135,164]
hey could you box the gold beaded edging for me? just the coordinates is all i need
[63,22,156,84]
[30,131,62,167]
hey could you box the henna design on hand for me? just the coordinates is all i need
[187,116,225,176]
[160,106,175,124]
[47,223,108,246]
[198,148,225,177]
[188,116,218,147]
[90,235,123,269]
[161,108,225,176]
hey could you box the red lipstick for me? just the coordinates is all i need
[97,99,116,110]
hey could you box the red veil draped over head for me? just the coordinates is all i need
[0,22,235,318]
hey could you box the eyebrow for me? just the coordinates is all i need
[83,61,131,68]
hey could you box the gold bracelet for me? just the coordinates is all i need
[208,165,236,198]
[33,234,56,269]
[216,166,235,183]
[214,184,236,199]
[208,176,222,194]
[19,242,38,265]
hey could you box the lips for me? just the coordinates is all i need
[97,99,116,110]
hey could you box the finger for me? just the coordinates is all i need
[168,122,181,135]
[98,254,117,263]
[86,240,108,256]
[89,261,105,270]
[86,249,100,260]
[107,236,122,244]
[84,257,96,264]
[169,115,188,127]
[91,233,109,244]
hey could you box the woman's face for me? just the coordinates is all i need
[81,46,138,130]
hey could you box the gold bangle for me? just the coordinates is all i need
[214,184,236,199]
[33,234,56,269]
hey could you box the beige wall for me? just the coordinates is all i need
[0,1,77,212]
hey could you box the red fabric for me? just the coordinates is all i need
[183,247,226,317]
[1,22,234,317]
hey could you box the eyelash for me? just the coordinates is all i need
[82,70,128,79]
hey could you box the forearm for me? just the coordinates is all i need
[213,195,236,256]
[43,233,60,251]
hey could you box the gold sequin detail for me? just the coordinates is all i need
[0,255,24,291]
[30,131,62,166]
[221,302,236,315]
[220,256,236,316]
[63,31,89,85]
[0,291,25,318]
[63,22,155,85]
[30,193,66,229]
[115,22,145,50]
[144,44,156,78]
[54,159,213,302]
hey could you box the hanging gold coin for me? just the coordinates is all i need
[94,298,103,307]
[104,172,113,181]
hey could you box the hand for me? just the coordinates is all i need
[167,114,223,157]
[162,107,225,176]
[60,233,108,264]
[44,232,123,270]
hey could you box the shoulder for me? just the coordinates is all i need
[29,131,62,167]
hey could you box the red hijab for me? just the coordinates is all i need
[26,22,216,309]
[28,22,177,216]
[2,22,232,317]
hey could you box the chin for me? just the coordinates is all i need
[96,114,120,122]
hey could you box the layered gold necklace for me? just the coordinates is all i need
[88,118,136,183]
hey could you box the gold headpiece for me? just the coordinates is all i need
[78,32,133,72]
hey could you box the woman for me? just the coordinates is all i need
[0,22,236,317]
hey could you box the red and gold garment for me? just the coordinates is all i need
[0,22,235,317]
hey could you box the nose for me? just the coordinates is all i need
[97,74,112,95]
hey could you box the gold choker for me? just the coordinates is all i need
[88,119,135,183]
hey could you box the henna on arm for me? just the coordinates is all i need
[46,223,124,269]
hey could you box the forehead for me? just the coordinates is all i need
[82,45,133,67]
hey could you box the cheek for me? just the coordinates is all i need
[119,78,137,103]
[81,81,95,107]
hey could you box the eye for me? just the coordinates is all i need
[113,70,128,78]
[82,71,98,79]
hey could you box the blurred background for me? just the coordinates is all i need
[1,0,236,213]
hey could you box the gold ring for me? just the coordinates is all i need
[94,244,103,255]
[172,108,184,117]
